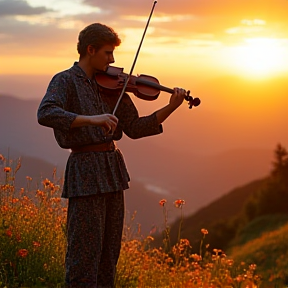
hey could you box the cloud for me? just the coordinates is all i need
[0,0,51,16]
[1,0,288,66]
[80,0,288,42]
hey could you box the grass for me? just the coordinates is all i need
[0,154,273,287]
[229,221,288,287]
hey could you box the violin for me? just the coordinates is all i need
[95,66,201,109]
[96,1,201,114]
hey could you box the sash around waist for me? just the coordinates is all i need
[71,142,115,153]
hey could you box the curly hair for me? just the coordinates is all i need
[77,23,121,57]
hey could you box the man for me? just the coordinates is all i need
[38,23,187,288]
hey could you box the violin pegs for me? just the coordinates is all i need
[185,90,193,109]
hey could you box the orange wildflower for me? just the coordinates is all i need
[174,199,185,208]
[6,228,12,237]
[42,178,50,187]
[1,205,8,212]
[17,249,28,258]
[16,234,22,242]
[0,154,5,161]
[4,167,11,173]
[33,241,41,248]
[36,189,45,198]
[201,228,208,235]
[26,176,32,181]
[159,199,167,206]
[51,197,61,203]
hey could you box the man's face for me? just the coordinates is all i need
[91,44,115,72]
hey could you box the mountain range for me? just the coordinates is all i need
[0,94,275,234]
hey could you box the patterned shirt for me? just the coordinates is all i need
[37,63,163,198]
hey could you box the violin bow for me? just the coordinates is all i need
[112,1,158,115]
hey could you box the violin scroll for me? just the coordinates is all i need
[185,90,201,109]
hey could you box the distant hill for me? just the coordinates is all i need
[152,178,267,250]
[0,94,275,233]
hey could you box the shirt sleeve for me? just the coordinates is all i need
[115,93,163,139]
[37,72,78,133]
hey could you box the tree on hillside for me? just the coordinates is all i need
[244,144,288,221]
[271,143,288,185]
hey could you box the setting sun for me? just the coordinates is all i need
[231,38,287,78]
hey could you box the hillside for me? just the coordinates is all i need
[229,217,288,286]
[152,178,267,250]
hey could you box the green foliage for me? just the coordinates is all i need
[230,221,288,286]
[230,213,288,247]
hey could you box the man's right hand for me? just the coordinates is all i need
[70,114,118,135]
[90,114,118,135]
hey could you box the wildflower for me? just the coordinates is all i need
[249,264,257,270]
[180,239,190,247]
[201,228,208,235]
[4,167,11,173]
[159,199,167,206]
[54,184,60,191]
[0,154,5,161]
[191,254,202,262]
[174,199,185,208]
[26,176,32,181]
[49,182,55,193]
[6,228,12,237]
[227,259,234,266]
[1,205,8,212]
[33,241,41,248]
[17,249,28,258]
[12,198,19,204]
[16,234,22,242]
[51,197,61,204]
[42,178,50,187]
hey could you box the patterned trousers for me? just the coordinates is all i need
[65,191,124,288]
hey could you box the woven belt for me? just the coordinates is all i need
[71,142,115,153]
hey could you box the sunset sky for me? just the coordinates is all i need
[0,0,288,155]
